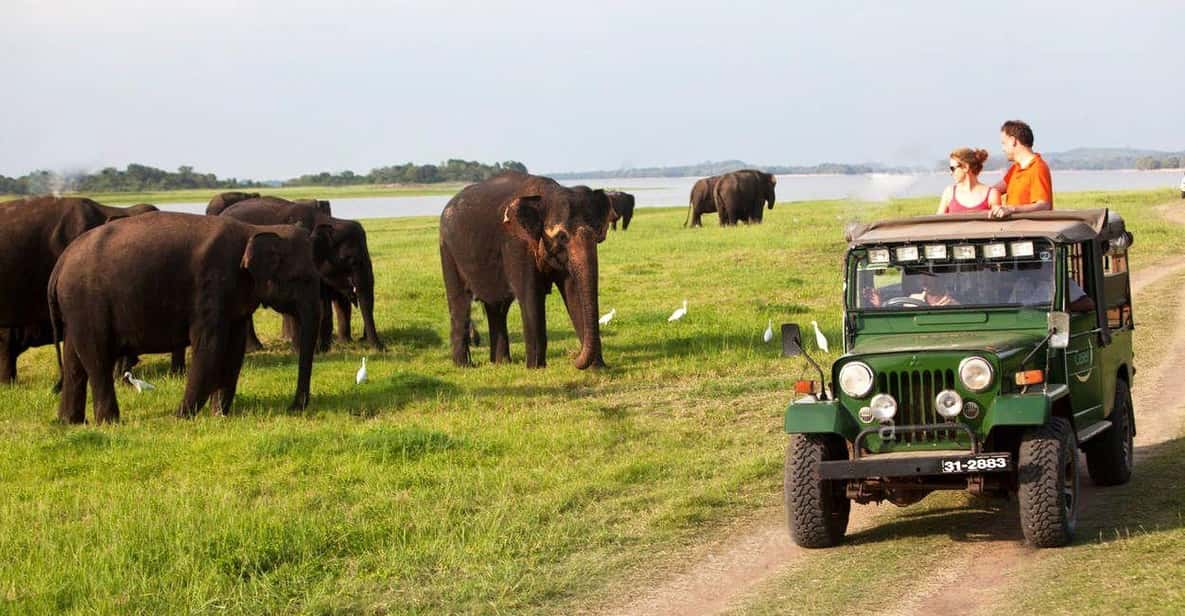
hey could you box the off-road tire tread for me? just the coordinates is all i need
[1017,417,1077,547]
[1085,379,1133,486]
[785,434,850,548]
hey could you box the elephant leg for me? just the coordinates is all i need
[114,354,139,385]
[90,355,120,424]
[467,318,482,347]
[169,348,186,375]
[316,297,333,353]
[244,316,264,352]
[178,330,225,418]
[334,297,353,342]
[212,321,248,416]
[518,284,548,369]
[0,328,19,384]
[57,337,88,424]
[484,300,512,364]
[611,220,617,230]
[441,247,474,366]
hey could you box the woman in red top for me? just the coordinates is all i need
[936,147,1000,214]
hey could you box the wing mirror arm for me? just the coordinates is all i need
[782,323,828,396]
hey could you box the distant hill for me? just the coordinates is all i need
[548,160,913,180]
[549,148,1185,179]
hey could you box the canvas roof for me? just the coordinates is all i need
[844,209,1126,246]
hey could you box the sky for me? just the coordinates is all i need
[1,1,1182,179]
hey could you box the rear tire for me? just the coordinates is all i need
[1017,417,1079,547]
[1085,379,1134,486]
[785,434,850,548]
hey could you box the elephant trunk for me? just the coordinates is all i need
[290,302,319,410]
[568,230,605,369]
[354,257,384,350]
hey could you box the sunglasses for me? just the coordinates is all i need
[949,165,963,172]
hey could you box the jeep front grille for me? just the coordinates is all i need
[876,369,958,443]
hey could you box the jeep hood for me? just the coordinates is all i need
[849,331,1046,359]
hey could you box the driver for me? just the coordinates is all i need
[863,272,960,307]
[918,273,960,306]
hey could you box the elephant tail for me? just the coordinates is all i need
[47,268,64,394]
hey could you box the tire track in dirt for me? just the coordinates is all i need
[600,201,1185,616]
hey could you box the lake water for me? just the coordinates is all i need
[156,169,1185,220]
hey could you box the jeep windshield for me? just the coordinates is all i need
[850,240,1056,311]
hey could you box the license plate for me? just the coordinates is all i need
[939,454,1010,474]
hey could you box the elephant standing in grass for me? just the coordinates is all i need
[219,198,383,352]
[440,171,610,369]
[713,169,776,225]
[606,191,635,231]
[685,176,720,227]
[49,213,322,423]
[0,196,157,383]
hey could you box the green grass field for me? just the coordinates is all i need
[1,189,1182,614]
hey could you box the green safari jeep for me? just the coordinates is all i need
[781,209,1135,548]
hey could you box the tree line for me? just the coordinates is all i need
[283,159,527,186]
[0,159,528,195]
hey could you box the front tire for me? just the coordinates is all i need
[1085,379,1134,486]
[785,434,850,548]
[1017,417,1079,547]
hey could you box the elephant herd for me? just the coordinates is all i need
[1,193,384,423]
[684,169,777,227]
[2,167,768,423]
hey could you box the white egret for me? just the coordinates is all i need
[667,299,688,322]
[122,372,155,393]
[599,308,616,326]
[763,319,774,343]
[356,357,368,385]
[811,320,830,353]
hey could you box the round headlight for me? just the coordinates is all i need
[838,362,874,398]
[958,356,994,392]
[869,393,897,421]
[935,389,963,418]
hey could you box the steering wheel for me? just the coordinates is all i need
[885,296,928,308]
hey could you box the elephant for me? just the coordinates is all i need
[48,212,322,423]
[606,191,635,231]
[0,196,158,383]
[685,176,720,227]
[713,169,776,225]
[439,171,610,369]
[205,191,261,216]
[218,198,382,352]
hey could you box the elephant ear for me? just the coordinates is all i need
[503,195,544,245]
[50,200,105,256]
[310,223,335,263]
[241,232,286,287]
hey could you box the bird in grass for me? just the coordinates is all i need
[811,320,829,352]
[122,372,155,393]
[763,319,774,343]
[356,357,368,385]
[599,308,616,326]
[667,299,688,322]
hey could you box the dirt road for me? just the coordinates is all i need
[600,202,1185,616]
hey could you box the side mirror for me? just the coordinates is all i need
[1049,312,1070,349]
[781,323,803,357]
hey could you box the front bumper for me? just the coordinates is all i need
[819,451,1013,480]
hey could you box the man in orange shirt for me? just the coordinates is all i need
[991,120,1052,219]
